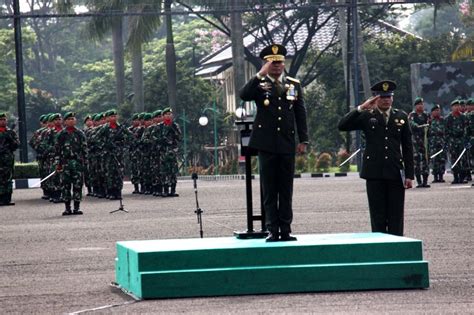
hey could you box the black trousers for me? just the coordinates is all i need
[258,151,295,234]
[366,179,405,236]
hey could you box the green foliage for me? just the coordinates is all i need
[14,162,39,179]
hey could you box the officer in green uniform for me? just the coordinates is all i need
[44,113,63,203]
[428,104,446,183]
[338,80,414,236]
[150,110,164,196]
[408,97,431,188]
[55,112,87,215]
[240,44,309,242]
[0,112,19,206]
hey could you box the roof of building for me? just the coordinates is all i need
[196,10,421,77]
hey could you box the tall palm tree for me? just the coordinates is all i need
[83,0,127,108]
[126,1,162,112]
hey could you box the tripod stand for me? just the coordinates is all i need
[192,173,204,238]
[110,197,128,214]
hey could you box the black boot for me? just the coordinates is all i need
[432,174,439,183]
[52,191,62,203]
[144,185,152,195]
[416,174,423,188]
[452,173,460,184]
[73,201,83,215]
[155,184,162,197]
[422,175,431,188]
[439,173,445,182]
[86,186,92,196]
[169,184,179,197]
[62,200,72,216]
[162,185,169,197]
[132,184,139,194]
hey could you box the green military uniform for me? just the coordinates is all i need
[240,44,308,241]
[408,97,430,187]
[446,100,469,184]
[95,109,132,199]
[338,80,414,236]
[150,110,164,196]
[465,98,473,183]
[0,112,19,205]
[55,112,87,215]
[128,113,141,193]
[29,114,50,199]
[43,113,63,203]
[160,108,182,197]
[82,115,93,195]
[427,105,446,183]
[140,113,154,195]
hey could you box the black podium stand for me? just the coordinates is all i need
[233,119,268,239]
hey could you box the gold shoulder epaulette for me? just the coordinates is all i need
[286,76,300,84]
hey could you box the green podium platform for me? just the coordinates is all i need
[114,233,429,299]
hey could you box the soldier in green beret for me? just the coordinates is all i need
[0,112,19,205]
[151,109,164,196]
[428,104,446,183]
[29,114,50,199]
[159,107,182,197]
[94,109,132,199]
[43,113,63,203]
[139,113,154,194]
[408,97,431,188]
[446,99,469,184]
[55,112,87,215]
[466,98,474,183]
[128,113,141,194]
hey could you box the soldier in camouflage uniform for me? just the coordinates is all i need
[43,113,64,203]
[55,112,87,215]
[445,99,469,184]
[82,115,93,196]
[428,104,446,183]
[0,112,19,206]
[127,113,141,194]
[95,109,132,200]
[29,114,49,199]
[134,113,146,194]
[151,110,164,196]
[140,113,154,195]
[160,108,182,197]
[408,97,431,188]
[466,98,474,184]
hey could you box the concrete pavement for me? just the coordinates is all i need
[1,174,472,314]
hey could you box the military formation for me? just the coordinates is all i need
[410,97,474,187]
[27,108,182,215]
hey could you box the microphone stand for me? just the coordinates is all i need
[192,173,204,238]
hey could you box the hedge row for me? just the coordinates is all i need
[14,162,40,179]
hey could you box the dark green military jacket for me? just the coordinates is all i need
[239,75,308,155]
[338,107,414,181]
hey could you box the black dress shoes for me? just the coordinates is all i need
[265,233,279,242]
[280,233,297,241]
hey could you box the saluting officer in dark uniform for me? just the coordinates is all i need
[338,80,414,236]
[240,44,309,242]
